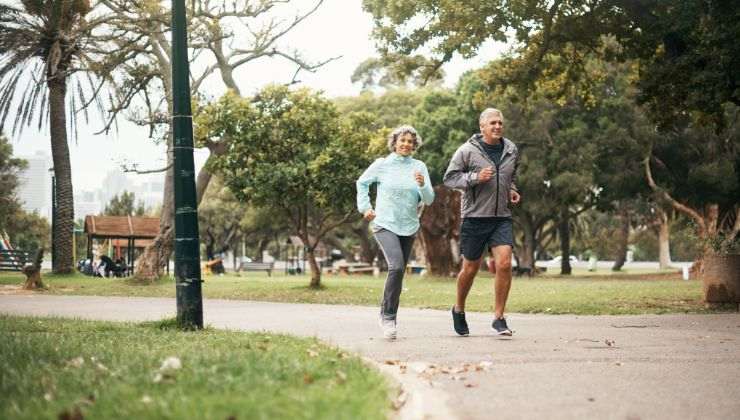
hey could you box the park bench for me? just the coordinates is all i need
[0,249,32,272]
[334,262,374,275]
[238,261,274,276]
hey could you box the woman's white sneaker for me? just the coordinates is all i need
[380,317,397,340]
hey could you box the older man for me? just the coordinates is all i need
[443,108,521,336]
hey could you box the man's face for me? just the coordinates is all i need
[480,113,504,142]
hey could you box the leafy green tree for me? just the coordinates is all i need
[98,0,334,280]
[204,87,374,287]
[0,133,26,228]
[0,134,49,252]
[362,0,739,127]
[5,210,50,252]
[0,0,109,273]
[103,190,146,216]
[334,88,428,132]
[646,104,740,258]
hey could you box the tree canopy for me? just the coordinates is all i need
[362,0,740,127]
[203,87,375,286]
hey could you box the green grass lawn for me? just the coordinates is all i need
[0,268,728,315]
[0,315,389,420]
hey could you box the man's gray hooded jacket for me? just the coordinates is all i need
[443,134,520,218]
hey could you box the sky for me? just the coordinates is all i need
[10,0,506,194]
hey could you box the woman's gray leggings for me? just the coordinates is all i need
[374,228,415,321]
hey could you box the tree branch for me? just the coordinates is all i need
[644,154,706,233]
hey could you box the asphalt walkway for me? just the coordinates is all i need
[1,295,738,420]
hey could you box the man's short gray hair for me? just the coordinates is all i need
[387,125,423,152]
[479,108,504,124]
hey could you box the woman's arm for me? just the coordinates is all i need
[417,162,435,205]
[356,158,382,214]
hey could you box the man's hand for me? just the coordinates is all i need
[363,209,376,221]
[510,189,521,204]
[478,166,494,182]
[414,170,425,187]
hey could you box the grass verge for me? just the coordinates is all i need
[0,315,389,420]
[0,269,730,315]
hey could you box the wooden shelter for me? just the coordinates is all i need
[84,215,159,272]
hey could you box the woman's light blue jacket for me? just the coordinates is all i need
[356,153,435,236]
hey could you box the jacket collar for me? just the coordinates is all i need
[389,152,412,162]
[468,134,513,155]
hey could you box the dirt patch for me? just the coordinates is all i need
[0,285,35,295]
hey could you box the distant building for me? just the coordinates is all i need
[17,151,51,219]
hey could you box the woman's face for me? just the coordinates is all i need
[395,133,415,156]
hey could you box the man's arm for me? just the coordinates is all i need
[443,148,479,190]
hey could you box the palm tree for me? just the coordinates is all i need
[0,1,106,273]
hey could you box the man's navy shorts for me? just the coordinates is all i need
[460,217,513,261]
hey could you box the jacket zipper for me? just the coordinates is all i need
[471,139,510,216]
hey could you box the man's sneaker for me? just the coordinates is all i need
[452,306,469,336]
[491,317,512,336]
[379,317,397,340]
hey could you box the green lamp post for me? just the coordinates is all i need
[171,0,203,329]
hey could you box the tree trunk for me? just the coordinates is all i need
[48,79,74,274]
[22,248,45,290]
[656,208,672,269]
[135,135,175,280]
[612,206,630,271]
[257,236,269,261]
[306,246,321,288]
[559,206,572,275]
[518,214,537,271]
[418,186,461,277]
[351,220,377,264]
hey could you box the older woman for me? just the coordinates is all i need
[356,125,435,339]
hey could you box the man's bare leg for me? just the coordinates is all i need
[455,257,482,312]
[492,245,513,319]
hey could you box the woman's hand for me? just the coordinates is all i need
[414,170,425,187]
[363,209,376,221]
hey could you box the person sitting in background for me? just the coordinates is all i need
[99,255,115,277]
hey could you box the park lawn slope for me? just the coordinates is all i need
[0,270,727,315]
[0,316,389,420]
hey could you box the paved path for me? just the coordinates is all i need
[1,295,739,420]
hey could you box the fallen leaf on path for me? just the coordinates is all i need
[392,391,408,410]
[465,383,478,388]
[478,361,494,371]
[409,362,430,373]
